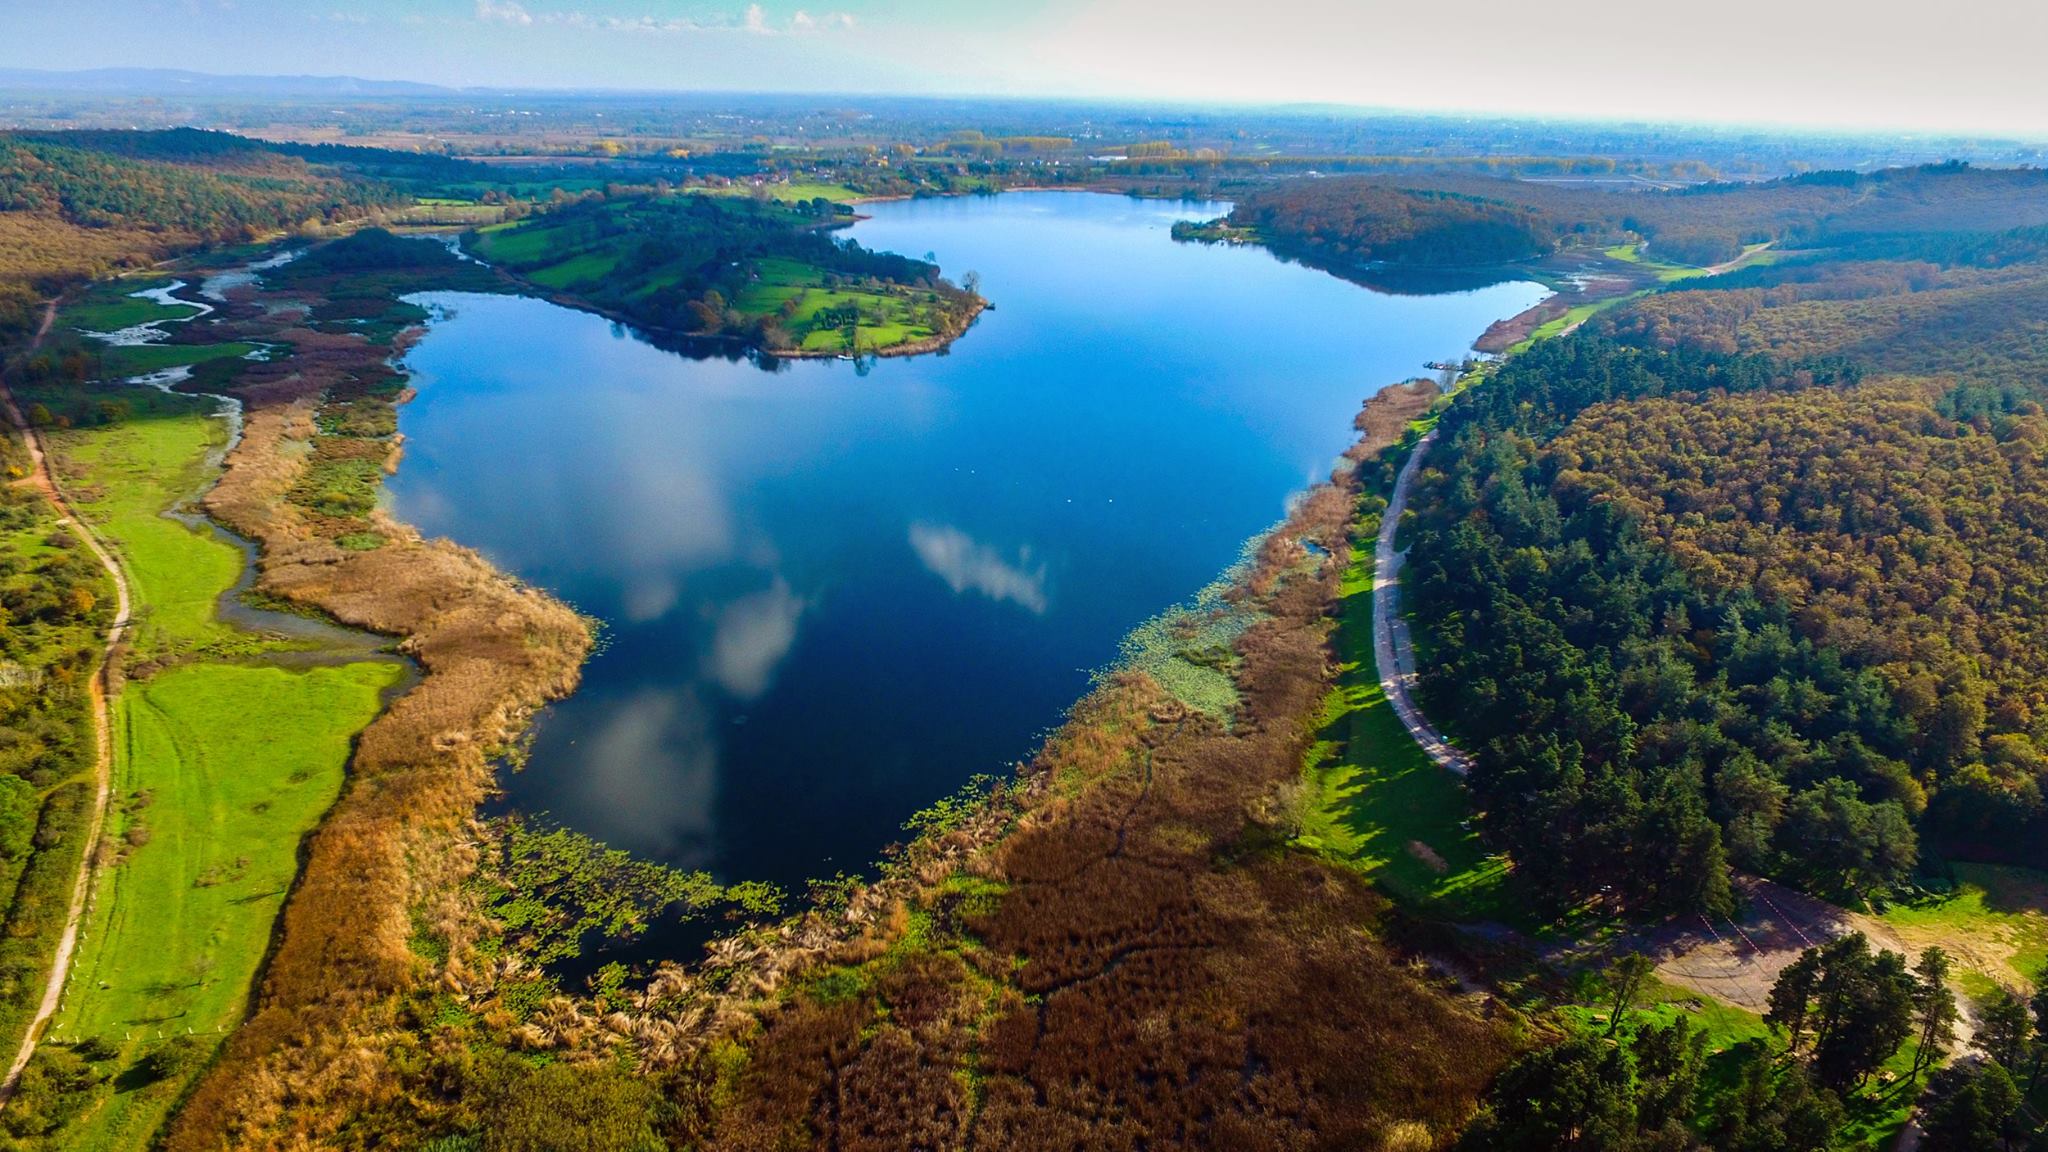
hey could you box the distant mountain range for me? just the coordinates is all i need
[0,68,453,97]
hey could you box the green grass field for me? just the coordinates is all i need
[1880,863,2048,1000]
[1295,515,1520,925]
[95,343,258,379]
[62,285,200,334]
[17,324,403,1149]
[734,258,937,354]
[468,221,562,265]
[693,181,860,203]
[44,404,250,660]
[526,248,624,290]
[1604,241,1774,282]
[43,660,399,1151]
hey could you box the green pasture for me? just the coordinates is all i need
[41,401,249,659]
[736,258,937,353]
[467,221,567,266]
[693,181,859,203]
[526,248,624,290]
[95,343,258,379]
[43,660,398,1152]
[61,286,199,335]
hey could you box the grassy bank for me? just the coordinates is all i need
[1297,530,1513,924]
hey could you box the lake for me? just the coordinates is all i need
[387,191,1545,947]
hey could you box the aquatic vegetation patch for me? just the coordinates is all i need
[1113,536,1266,720]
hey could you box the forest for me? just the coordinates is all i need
[1193,182,1552,267]
[1398,162,2048,927]
[1239,164,2048,271]
[0,130,430,344]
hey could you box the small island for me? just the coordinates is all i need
[465,192,986,358]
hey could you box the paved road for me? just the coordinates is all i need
[0,302,134,1106]
[1373,425,1471,775]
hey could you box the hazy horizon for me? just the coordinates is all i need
[5,0,2046,138]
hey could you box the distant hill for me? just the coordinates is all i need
[0,67,452,97]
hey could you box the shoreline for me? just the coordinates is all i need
[161,207,1550,1143]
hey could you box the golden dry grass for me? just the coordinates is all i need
[159,277,592,1152]
[697,380,1508,1152]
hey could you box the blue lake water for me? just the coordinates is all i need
[388,191,1545,920]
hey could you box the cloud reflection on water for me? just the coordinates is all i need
[708,577,807,699]
[572,687,719,866]
[908,522,1048,614]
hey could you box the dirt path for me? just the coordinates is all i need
[0,299,134,1105]
[1372,425,1470,775]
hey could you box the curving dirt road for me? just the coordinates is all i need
[1372,424,1471,775]
[0,301,134,1105]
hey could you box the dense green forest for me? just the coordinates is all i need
[466,191,982,355]
[1190,182,1552,267]
[1401,164,2048,917]
[1407,339,1892,913]
[1241,164,2048,270]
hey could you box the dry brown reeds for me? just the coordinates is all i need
[161,278,593,1151]
[694,379,1510,1152]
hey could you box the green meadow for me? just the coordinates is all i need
[95,343,258,379]
[44,661,397,1151]
[694,181,861,203]
[41,398,248,660]
[11,302,403,1151]
[61,283,200,334]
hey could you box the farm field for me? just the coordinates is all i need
[732,257,935,353]
[693,181,860,203]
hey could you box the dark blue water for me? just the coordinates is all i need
[389,192,1544,905]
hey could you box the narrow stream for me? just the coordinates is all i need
[83,262,415,688]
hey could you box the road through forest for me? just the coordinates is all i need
[1372,423,1470,775]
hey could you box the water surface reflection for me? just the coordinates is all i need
[388,193,1548,946]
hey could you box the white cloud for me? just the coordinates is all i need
[475,0,532,25]
[909,523,1048,614]
[477,4,857,36]
[707,578,806,699]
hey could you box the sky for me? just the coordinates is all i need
[5,0,2048,135]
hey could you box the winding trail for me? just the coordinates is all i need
[1372,424,1470,775]
[0,300,134,1105]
